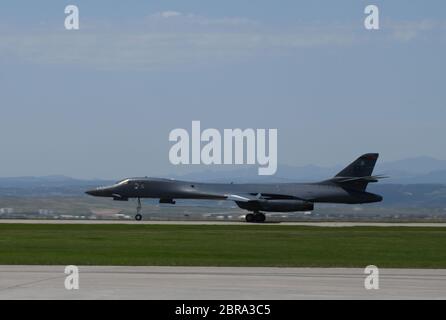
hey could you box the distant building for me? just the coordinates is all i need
[38,209,54,215]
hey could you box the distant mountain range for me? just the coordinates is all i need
[0,175,112,188]
[168,156,446,184]
[0,175,112,198]
[1,156,446,186]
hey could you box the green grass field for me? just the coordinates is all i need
[1,224,446,268]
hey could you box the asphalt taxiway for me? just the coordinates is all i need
[1,219,446,227]
[0,266,445,299]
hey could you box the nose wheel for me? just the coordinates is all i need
[135,198,142,221]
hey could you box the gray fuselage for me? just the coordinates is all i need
[86,177,382,204]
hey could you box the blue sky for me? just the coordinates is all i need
[0,1,445,179]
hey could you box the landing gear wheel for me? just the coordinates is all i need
[135,198,142,221]
[245,213,255,223]
[254,213,266,223]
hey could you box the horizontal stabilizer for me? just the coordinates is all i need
[332,175,389,184]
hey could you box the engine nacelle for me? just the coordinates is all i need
[236,200,314,212]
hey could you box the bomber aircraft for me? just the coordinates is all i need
[86,153,385,222]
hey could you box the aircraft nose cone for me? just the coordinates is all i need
[86,186,115,197]
[85,189,97,196]
[85,189,104,197]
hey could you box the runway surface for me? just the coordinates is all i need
[0,266,445,299]
[1,219,446,227]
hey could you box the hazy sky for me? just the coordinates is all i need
[0,1,445,179]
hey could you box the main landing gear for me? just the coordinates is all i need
[135,198,142,221]
[245,211,266,223]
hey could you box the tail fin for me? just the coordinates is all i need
[331,153,384,191]
[335,153,379,178]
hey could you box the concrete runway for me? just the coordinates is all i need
[1,266,445,299]
[1,219,446,227]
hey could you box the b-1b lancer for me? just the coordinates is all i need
[86,153,385,222]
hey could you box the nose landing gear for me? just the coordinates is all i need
[135,198,142,221]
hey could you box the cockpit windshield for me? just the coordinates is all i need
[115,179,130,186]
